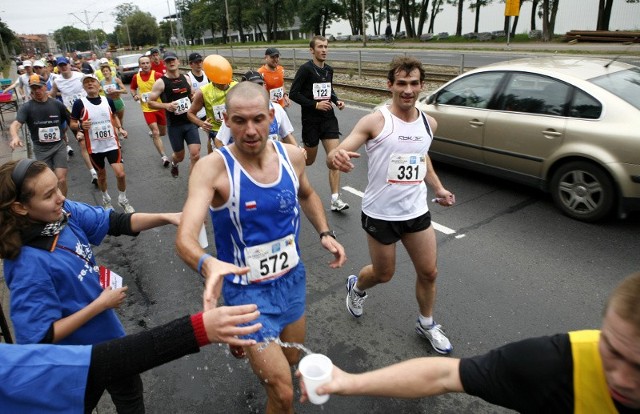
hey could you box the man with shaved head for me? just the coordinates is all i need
[176,82,346,414]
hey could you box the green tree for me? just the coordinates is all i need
[53,26,91,52]
[541,0,559,41]
[127,11,160,46]
[0,18,19,60]
[113,3,141,26]
[298,0,344,37]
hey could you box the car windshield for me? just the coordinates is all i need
[589,67,640,110]
[119,55,141,65]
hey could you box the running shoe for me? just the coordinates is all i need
[170,162,179,178]
[91,171,98,186]
[118,199,135,214]
[102,199,113,210]
[415,320,453,355]
[162,156,170,168]
[346,274,367,317]
[331,197,349,212]
[66,145,74,156]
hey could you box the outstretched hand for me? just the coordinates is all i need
[297,365,351,403]
[202,258,250,311]
[331,149,360,173]
[202,304,262,346]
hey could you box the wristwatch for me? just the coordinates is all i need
[319,230,337,240]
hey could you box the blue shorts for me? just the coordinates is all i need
[222,262,306,342]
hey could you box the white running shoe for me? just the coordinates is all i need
[415,320,453,354]
[118,199,135,214]
[346,275,367,317]
[102,198,113,210]
[162,156,170,168]
[331,197,349,212]
[91,171,98,186]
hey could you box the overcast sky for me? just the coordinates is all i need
[2,0,638,37]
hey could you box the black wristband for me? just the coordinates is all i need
[319,230,336,240]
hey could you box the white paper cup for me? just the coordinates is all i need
[299,353,333,405]
[198,224,208,249]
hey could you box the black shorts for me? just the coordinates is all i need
[361,211,432,245]
[168,123,200,153]
[301,117,340,148]
[90,148,122,170]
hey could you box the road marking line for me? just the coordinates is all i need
[342,186,460,236]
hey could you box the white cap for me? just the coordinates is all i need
[22,60,32,67]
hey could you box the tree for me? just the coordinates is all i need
[416,0,430,36]
[0,18,19,60]
[298,0,345,36]
[113,3,141,27]
[597,0,639,30]
[53,26,91,52]
[122,11,159,47]
[541,0,559,41]
[448,0,465,36]
[428,0,444,33]
[469,0,493,33]
[530,0,541,30]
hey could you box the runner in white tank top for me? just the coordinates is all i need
[327,55,456,355]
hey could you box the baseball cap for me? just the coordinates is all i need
[28,74,47,87]
[241,70,264,84]
[99,58,109,64]
[56,56,70,65]
[82,73,99,83]
[265,47,280,57]
[18,65,24,70]
[188,52,203,63]
[32,60,45,68]
[163,51,178,61]
[150,48,159,54]
[23,60,32,67]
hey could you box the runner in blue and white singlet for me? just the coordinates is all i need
[210,140,301,285]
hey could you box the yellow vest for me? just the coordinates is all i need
[135,70,160,113]
[201,81,237,131]
[569,330,618,414]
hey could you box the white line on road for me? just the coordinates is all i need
[342,186,461,236]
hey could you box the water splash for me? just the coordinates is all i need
[257,337,315,355]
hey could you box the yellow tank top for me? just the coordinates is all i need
[135,70,160,113]
[569,330,618,414]
[201,81,237,131]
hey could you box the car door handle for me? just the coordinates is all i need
[542,129,563,138]
[468,119,484,127]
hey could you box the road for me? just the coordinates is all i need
[53,95,639,413]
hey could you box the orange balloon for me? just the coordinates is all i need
[203,54,233,84]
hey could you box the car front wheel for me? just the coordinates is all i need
[550,161,615,222]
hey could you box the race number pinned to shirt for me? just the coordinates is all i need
[244,234,299,283]
[103,83,117,94]
[312,82,331,100]
[38,127,61,143]
[269,87,284,102]
[387,153,427,184]
[173,97,191,115]
[64,93,85,112]
[91,120,116,141]
[99,265,123,289]
[212,104,226,122]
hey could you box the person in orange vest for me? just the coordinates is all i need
[258,47,290,109]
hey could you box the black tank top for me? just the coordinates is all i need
[160,74,191,126]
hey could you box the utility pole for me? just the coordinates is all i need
[69,10,102,50]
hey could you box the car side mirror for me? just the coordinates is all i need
[426,94,437,105]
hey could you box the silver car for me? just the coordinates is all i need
[417,57,640,222]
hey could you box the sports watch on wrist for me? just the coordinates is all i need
[319,230,337,240]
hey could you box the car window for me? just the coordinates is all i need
[435,72,503,109]
[118,55,141,65]
[589,67,640,111]
[569,89,602,119]
[496,73,570,116]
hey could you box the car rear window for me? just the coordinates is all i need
[118,55,141,65]
[590,67,640,110]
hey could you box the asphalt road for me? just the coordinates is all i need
[56,94,640,414]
